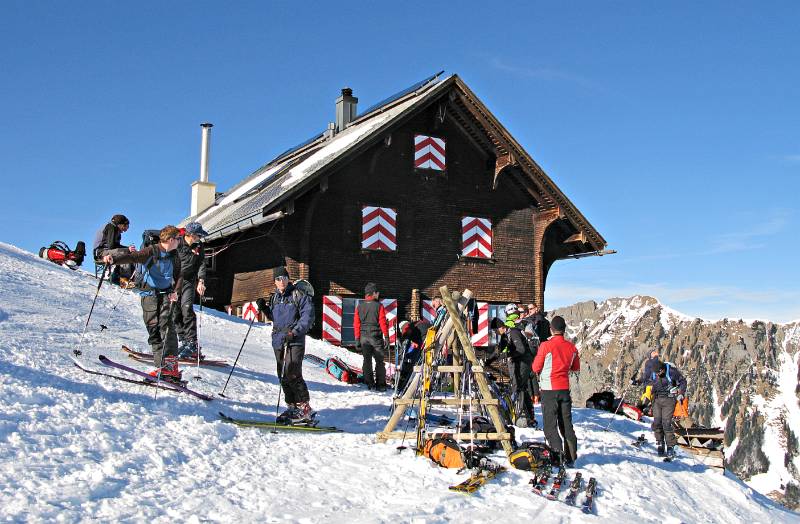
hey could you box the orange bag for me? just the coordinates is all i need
[423,437,465,469]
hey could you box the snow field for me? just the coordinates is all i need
[0,242,797,523]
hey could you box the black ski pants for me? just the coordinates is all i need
[652,396,677,448]
[274,341,309,405]
[360,334,386,387]
[541,389,578,464]
[141,292,178,368]
[510,359,536,421]
[172,279,198,345]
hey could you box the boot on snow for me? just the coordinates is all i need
[149,355,183,383]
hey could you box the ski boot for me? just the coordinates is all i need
[276,404,299,425]
[656,444,665,457]
[291,402,318,425]
[666,446,676,460]
[178,341,204,361]
[149,355,183,384]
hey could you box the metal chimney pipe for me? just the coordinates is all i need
[199,122,213,182]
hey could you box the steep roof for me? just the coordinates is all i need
[187,73,606,251]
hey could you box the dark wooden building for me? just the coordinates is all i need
[186,73,607,347]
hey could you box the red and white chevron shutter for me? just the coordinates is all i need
[421,300,436,324]
[381,299,398,344]
[241,301,259,321]
[322,295,343,345]
[361,206,397,251]
[470,302,490,347]
[461,216,492,258]
[414,134,446,170]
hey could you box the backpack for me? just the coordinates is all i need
[423,437,465,469]
[325,357,362,384]
[458,415,502,449]
[132,230,167,291]
[269,279,316,330]
[509,442,556,471]
[585,391,616,411]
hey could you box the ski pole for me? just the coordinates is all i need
[603,379,634,432]
[74,264,109,357]
[274,340,290,420]
[194,293,203,380]
[218,315,256,397]
[99,280,134,332]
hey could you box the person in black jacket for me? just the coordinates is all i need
[486,317,538,428]
[396,319,424,392]
[174,222,208,359]
[354,282,390,391]
[92,214,134,285]
[645,360,687,458]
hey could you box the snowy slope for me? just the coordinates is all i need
[0,242,797,523]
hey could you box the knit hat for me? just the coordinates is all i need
[399,320,410,334]
[364,282,378,295]
[273,266,290,279]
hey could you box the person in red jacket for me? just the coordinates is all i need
[532,315,580,467]
[353,282,389,391]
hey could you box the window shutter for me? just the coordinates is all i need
[414,134,446,170]
[461,216,492,258]
[322,295,343,345]
[361,206,397,251]
[470,302,490,347]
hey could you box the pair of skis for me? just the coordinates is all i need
[122,345,228,367]
[218,412,340,433]
[72,354,212,400]
[531,467,597,513]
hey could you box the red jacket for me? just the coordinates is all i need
[353,296,388,340]
[532,334,580,391]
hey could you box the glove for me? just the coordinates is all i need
[669,386,679,397]
[355,340,361,351]
[677,393,685,402]
[286,331,295,341]
[383,335,390,348]
[631,378,641,386]
[256,298,268,313]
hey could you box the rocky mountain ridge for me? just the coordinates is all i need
[552,295,800,509]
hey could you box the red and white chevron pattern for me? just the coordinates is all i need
[470,302,489,347]
[414,134,446,170]
[381,299,398,344]
[461,216,492,258]
[361,206,397,251]
[421,300,436,324]
[241,301,259,322]
[322,295,343,345]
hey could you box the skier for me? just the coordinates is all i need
[353,282,390,391]
[173,222,208,359]
[645,360,687,458]
[532,315,580,467]
[268,266,315,423]
[396,319,424,391]
[93,214,134,285]
[503,303,521,328]
[102,226,183,381]
[633,349,661,415]
[486,317,538,428]
[523,303,551,343]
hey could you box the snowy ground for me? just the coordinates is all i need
[0,242,797,523]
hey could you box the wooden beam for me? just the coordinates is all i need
[392,397,499,406]
[493,152,517,189]
[378,431,512,441]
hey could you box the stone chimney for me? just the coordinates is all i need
[191,122,217,217]
[335,87,358,133]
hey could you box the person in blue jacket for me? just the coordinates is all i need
[645,360,687,458]
[266,266,315,424]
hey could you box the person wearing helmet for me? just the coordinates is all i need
[504,303,521,328]
[396,319,424,391]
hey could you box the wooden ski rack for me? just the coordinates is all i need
[376,286,514,457]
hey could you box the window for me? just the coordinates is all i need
[361,206,397,252]
[414,134,446,171]
[461,216,493,258]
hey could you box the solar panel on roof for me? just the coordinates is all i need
[268,131,325,166]
[358,71,444,119]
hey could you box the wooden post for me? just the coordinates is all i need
[440,285,514,456]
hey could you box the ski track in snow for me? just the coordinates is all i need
[0,242,797,523]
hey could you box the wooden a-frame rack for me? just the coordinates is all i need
[376,285,514,456]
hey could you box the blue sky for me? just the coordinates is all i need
[1,2,798,322]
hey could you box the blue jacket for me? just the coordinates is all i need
[270,284,314,349]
